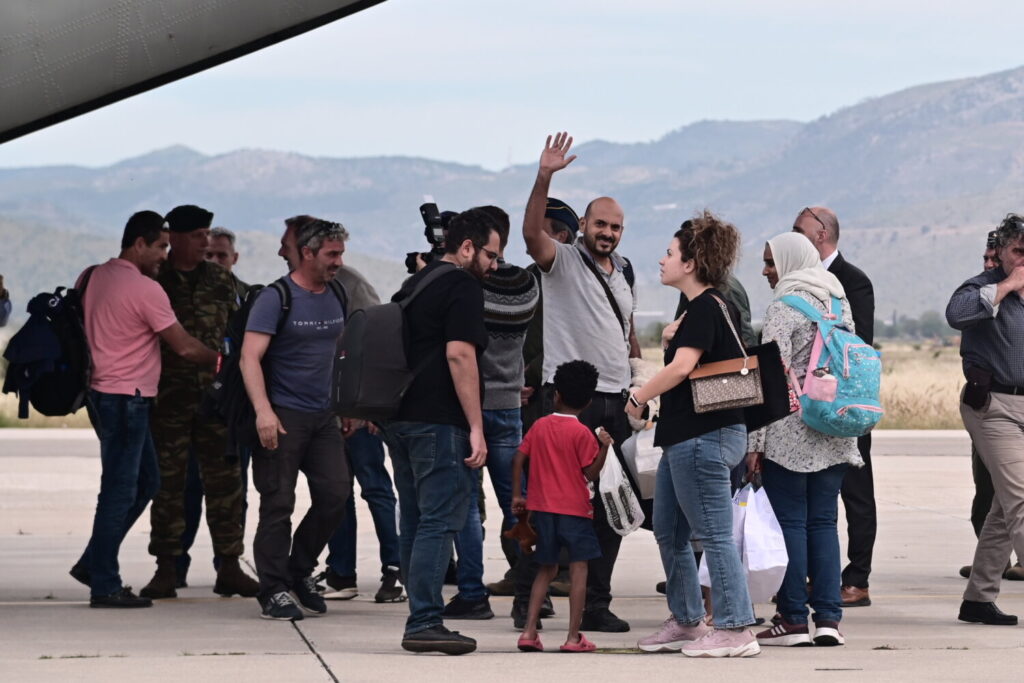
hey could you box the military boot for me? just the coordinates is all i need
[213,556,260,597]
[140,556,178,599]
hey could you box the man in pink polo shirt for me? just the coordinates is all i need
[69,210,219,608]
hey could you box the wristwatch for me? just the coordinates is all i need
[628,393,642,408]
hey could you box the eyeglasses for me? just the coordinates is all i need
[480,246,500,261]
[796,207,828,234]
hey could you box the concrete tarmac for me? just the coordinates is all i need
[2,428,1023,681]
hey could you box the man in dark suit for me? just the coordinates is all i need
[793,206,876,608]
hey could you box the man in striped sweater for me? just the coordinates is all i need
[444,206,541,621]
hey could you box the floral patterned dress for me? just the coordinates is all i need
[748,291,863,473]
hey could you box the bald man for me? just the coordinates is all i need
[793,206,876,608]
[520,132,641,634]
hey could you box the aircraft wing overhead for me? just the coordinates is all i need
[0,0,386,144]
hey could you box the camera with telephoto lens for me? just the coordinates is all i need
[404,203,453,274]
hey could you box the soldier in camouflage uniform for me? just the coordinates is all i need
[140,205,259,599]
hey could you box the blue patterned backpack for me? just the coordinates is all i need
[780,295,883,437]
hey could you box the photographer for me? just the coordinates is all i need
[405,206,457,274]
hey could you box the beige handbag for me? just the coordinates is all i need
[687,296,763,414]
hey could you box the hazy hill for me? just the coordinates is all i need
[4,65,1024,324]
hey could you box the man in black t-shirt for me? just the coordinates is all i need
[383,208,500,656]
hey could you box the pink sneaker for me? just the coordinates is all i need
[681,628,761,658]
[638,617,712,652]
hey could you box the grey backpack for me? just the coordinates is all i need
[334,263,461,421]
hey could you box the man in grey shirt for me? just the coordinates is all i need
[947,213,1024,626]
[521,132,641,633]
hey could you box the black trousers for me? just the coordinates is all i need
[515,387,633,611]
[840,433,876,588]
[252,407,351,601]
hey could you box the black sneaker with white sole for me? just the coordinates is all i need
[374,566,406,603]
[813,620,845,646]
[317,568,358,600]
[293,576,327,615]
[401,625,477,655]
[261,591,304,621]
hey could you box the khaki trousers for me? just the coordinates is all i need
[962,389,1024,603]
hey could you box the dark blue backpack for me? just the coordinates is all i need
[2,269,95,418]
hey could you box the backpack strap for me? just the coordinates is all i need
[622,257,636,289]
[579,253,629,341]
[327,279,348,318]
[269,278,292,335]
[780,295,837,327]
[398,262,460,310]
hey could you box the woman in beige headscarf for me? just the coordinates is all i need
[748,232,863,649]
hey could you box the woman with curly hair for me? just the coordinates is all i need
[626,211,760,658]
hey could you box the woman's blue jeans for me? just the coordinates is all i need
[761,458,849,624]
[653,424,755,629]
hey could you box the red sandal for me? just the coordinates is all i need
[517,635,544,652]
[560,633,596,652]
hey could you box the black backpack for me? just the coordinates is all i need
[203,276,347,451]
[334,263,462,421]
[2,268,95,418]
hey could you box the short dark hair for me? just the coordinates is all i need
[995,214,1024,249]
[553,360,599,410]
[444,208,498,255]
[474,205,510,249]
[165,204,214,233]
[121,211,168,250]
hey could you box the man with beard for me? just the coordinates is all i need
[70,211,218,607]
[383,208,499,655]
[521,132,642,633]
[240,216,351,621]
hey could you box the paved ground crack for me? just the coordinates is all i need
[241,558,338,683]
[291,621,339,683]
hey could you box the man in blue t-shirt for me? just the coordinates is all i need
[240,215,352,621]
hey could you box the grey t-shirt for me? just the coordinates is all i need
[541,240,636,393]
[246,275,345,413]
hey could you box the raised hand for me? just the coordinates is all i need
[539,131,578,175]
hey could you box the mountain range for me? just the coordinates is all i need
[4,65,1024,325]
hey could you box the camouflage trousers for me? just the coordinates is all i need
[149,392,244,558]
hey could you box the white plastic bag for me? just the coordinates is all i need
[698,485,788,604]
[620,429,661,500]
[598,451,645,536]
[742,485,788,603]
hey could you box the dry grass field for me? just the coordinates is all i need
[0,340,964,430]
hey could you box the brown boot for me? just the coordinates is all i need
[214,556,260,597]
[140,556,178,599]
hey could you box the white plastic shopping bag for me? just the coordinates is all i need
[620,429,661,500]
[698,484,748,587]
[742,485,789,604]
[698,484,788,604]
[598,451,645,536]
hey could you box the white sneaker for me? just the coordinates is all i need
[681,628,761,658]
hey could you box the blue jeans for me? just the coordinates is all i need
[78,390,161,596]
[653,424,754,629]
[178,446,251,576]
[762,459,849,624]
[384,421,473,635]
[452,408,522,600]
[326,427,401,576]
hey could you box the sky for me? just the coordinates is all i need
[3,0,1024,171]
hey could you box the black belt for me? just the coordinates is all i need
[991,382,1024,396]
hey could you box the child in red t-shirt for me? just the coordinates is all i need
[511,360,612,653]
